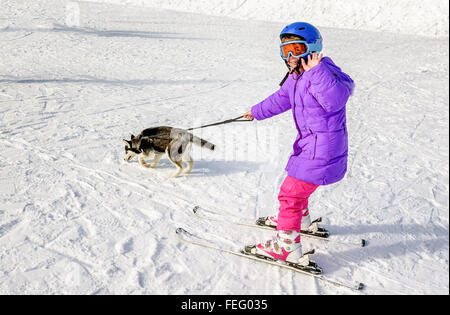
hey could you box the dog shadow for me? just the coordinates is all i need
[126,158,261,177]
[183,160,262,177]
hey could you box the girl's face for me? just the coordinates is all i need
[287,55,300,69]
[281,36,303,70]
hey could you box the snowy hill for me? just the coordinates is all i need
[87,0,449,38]
[0,0,448,295]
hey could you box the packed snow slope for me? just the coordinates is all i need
[89,0,449,38]
[0,0,448,294]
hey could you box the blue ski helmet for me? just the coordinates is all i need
[280,22,323,57]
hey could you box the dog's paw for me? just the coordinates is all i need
[139,158,153,168]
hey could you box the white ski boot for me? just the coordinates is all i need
[243,230,321,273]
[251,230,304,264]
[256,208,312,231]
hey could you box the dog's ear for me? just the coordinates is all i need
[131,134,135,139]
[123,139,131,148]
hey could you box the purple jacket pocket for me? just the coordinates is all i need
[313,129,348,161]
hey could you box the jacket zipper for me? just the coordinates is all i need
[291,71,308,156]
[312,134,318,160]
[292,74,303,140]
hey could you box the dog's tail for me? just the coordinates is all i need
[191,135,215,151]
[170,128,215,151]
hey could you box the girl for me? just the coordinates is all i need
[243,22,354,264]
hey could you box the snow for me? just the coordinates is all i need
[0,0,448,295]
[88,0,449,38]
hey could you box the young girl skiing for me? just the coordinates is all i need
[243,22,354,266]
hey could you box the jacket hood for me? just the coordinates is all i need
[322,57,355,95]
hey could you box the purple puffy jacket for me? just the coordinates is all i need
[251,57,354,185]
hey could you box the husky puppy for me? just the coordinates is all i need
[123,126,215,178]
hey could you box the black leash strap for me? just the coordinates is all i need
[187,115,251,131]
[136,115,252,141]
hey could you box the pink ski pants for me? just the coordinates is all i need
[277,175,319,232]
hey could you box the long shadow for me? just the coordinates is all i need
[318,236,449,279]
[2,24,213,41]
[0,76,229,86]
[327,222,449,238]
[313,220,449,280]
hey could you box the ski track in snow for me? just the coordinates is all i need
[0,0,448,294]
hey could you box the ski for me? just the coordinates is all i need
[176,227,365,292]
[192,205,367,247]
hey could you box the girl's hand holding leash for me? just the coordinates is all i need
[244,110,254,121]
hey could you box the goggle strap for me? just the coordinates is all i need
[307,43,322,52]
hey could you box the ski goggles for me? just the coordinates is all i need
[279,40,322,60]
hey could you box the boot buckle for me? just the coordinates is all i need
[298,249,315,266]
[307,217,322,233]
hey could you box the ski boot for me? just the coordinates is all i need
[256,209,312,230]
[243,230,322,274]
[256,209,329,238]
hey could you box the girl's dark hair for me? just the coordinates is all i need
[281,34,306,41]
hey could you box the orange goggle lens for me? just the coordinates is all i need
[280,42,307,58]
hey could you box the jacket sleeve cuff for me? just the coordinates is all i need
[251,104,264,121]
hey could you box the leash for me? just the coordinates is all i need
[132,115,252,141]
[186,115,251,131]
